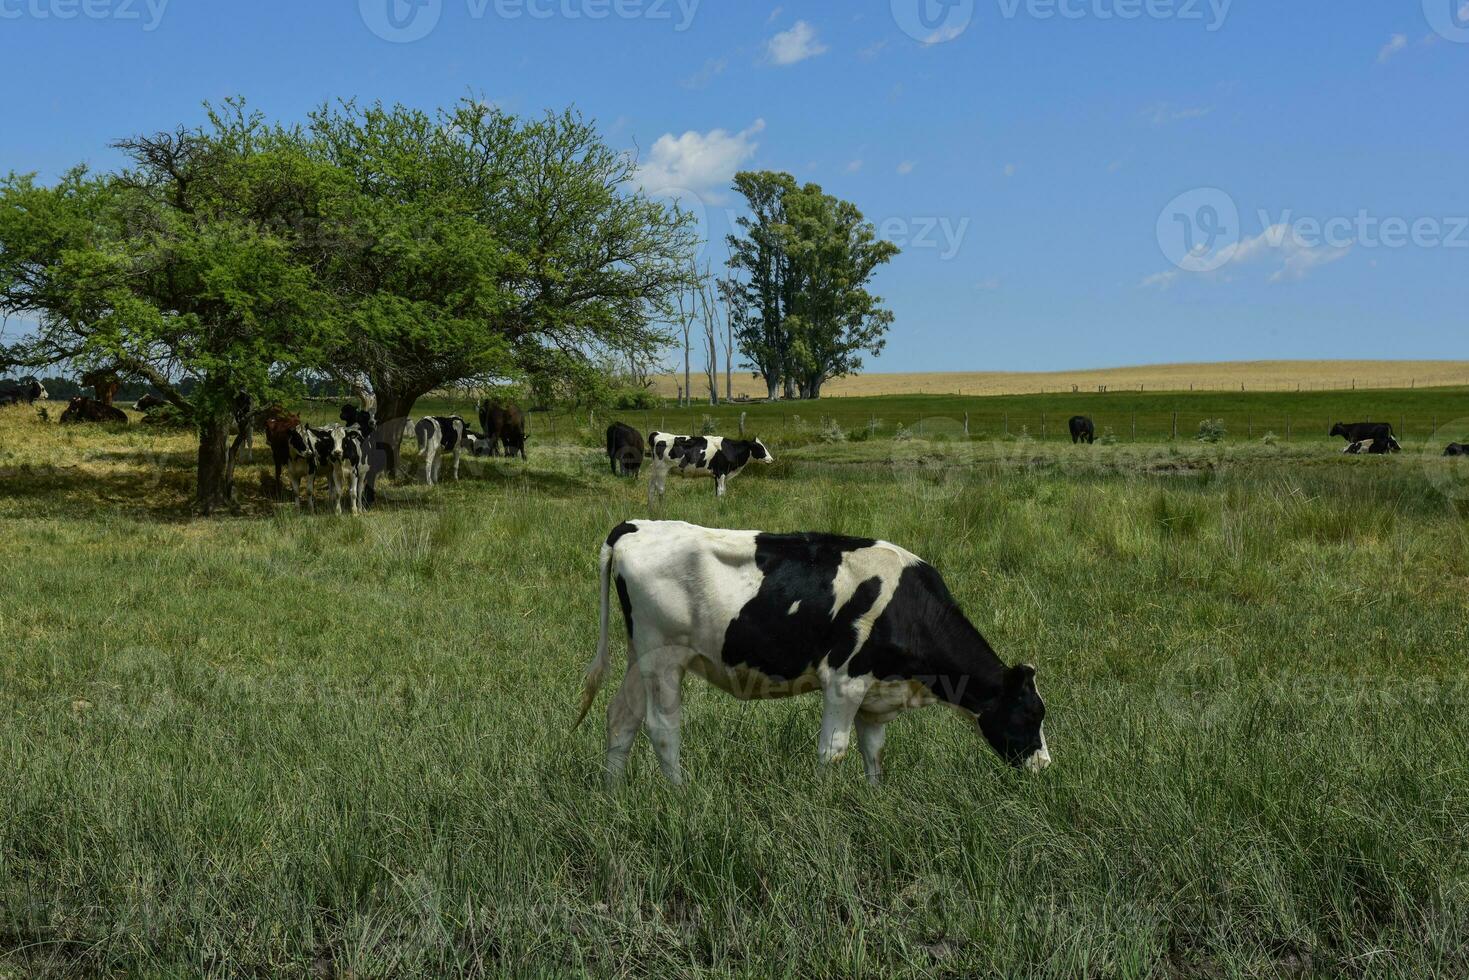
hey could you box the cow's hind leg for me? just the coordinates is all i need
[856,716,887,786]
[642,657,685,785]
[604,664,646,787]
[818,677,870,768]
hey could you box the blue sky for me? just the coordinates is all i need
[1,0,1465,372]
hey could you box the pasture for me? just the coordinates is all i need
[2,393,1469,977]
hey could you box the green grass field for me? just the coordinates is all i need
[2,390,1469,977]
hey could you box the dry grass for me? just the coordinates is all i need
[655,360,1469,399]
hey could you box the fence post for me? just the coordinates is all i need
[1172,412,1177,440]
[739,412,747,437]
[1041,413,1047,439]
[1003,413,1008,437]
[1131,413,1137,441]
[964,412,970,437]
[1286,416,1291,442]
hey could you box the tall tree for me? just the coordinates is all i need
[306,99,696,425]
[723,171,897,400]
[0,103,345,512]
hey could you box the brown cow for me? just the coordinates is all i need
[478,400,528,460]
[262,405,303,499]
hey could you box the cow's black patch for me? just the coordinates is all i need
[710,441,752,477]
[605,521,639,550]
[615,574,635,643]
[721,533,880,682]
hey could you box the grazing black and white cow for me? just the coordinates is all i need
[1332,422,1399,451]
[606,422,645,477]
[575,520,1051,786]
[646,431,774,504]
[1068,415,1095,445]
[133,393,166,412]
[414,415,475,485]
[0,376,48,407]
[1445,444,1469,457]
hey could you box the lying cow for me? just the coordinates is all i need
[414,415,476,485]
[1068,415,1095,445]
[606,422,645,477]
[575,520,1051,786]
[1444,444,1469,457]
[60,396,127,424]
[134,393,166,412]
[646,431,773,505]
[1332,421,1399,451]
[1343,436,1401,455]
[0,376,48,407]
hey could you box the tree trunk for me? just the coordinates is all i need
[807,378,822,400]
[783,377,797,400]
[195,415,232,515]
[373,387,427,479]
[766,377,779,400]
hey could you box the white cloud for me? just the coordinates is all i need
[1377,34,1408,63]
[766,20,828,66]
[1141,223,1352,289]
[921,23,967,44]
[846,159,864,173]
[766,6,783,24]
[681,57,727,90]
[635,119,766,196]
[896,160,915,175]
[1142,102,1213,127]
[975,277,1002,291]
[858,39,888,60]
[1003,163,1017,178]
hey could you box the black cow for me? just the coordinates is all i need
[1069,416,1095,445]
[134,393,166,412]
[1443,444,1469,457]
[60,396,127,424]
[606,422,645,477]
[0,376,48,407]
[478,400,528,460]
[1331,422,1400,452]
[575,520,1051,785]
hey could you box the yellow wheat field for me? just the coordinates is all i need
[653,360,1469,399]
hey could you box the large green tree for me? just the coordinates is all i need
[304,99,696,424]
[0,102,347,513]
[724,171,898,400]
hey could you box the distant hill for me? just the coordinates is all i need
[653,361,1469,399]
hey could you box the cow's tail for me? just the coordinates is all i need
[573,539,617,729]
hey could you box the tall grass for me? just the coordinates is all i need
[1,404,1467,976]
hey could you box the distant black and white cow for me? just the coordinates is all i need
[646,431,773,504]
[340,405,386,506]
[1332,421,1400,451]
[1445,443,1469,457]
[0,376,48,407]
[134,393,166,412]
[606,422,645,477]
[575,520,1051,786]
[283,423,321,511]
[325,425,372,515]
[1068,415,1095,445]
[414,415,475,485]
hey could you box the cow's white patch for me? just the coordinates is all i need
[787,600,801,615]
[1024,726,1052,772]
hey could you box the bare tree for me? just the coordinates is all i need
[699,265,720,406]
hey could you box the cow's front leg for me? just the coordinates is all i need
[856,716,887,786]
[818,677,870,767]
[642,659,685,785]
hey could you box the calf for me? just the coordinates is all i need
[1445,444,1469,457]
[1068,415,1095,445]
[575,520,1051,786]
[325,425,371,515]
[340,405,387,506]
[414,415,474,485]
[646,431,773,505]
[0,376,48,407]
[606,422,645,477]
[1332,422,1399,451]
[1343,435,1401,455]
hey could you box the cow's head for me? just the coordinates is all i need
[313,426,347,463]
[976,664,1050,772]
[287,423,316,460]
[617,445,642,475]
[1445,444,1468,457]
[748,437,774,464]
[1329,423,1348,439]
[28,378,47,401]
